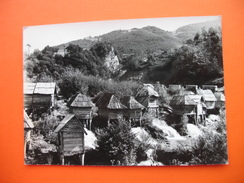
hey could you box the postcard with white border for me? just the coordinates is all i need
[23,16,227,166]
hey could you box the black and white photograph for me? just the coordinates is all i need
[23,16,227,166]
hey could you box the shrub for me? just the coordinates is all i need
[95,119,136,165]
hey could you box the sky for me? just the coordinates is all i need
[23,16,221,52]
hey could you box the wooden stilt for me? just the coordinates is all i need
[89,119,92,131]
[61,154,64,165]
[107,118,110,126]
[24,141,27,158]
[79,153,85,165]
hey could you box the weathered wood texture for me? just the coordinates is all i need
[124,109,142,119]
[55,115,85,157]
[32,94,53,107]
[24,95,33,108]
[98,109,124,119]
[71,108,92,119]
[24,82,56,109]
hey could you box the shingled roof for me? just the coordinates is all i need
[170,95,197,106]
[24,82,56,95]
[54,114,77,133]
[197,89,217,102]
[24,110,34,129]
[67,93,94,108]
[120,96,144,109]
[93,92,127,109]
[136,84,159,97]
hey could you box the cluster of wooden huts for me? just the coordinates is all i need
[24,82,225,165]
[24,82,57,116]
[24,82,225,129]
[168,84,225,125]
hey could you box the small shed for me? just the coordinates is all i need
[54,114,86,165]
[136,84,159,115]
[214,92,225,109]
[93,92,127,122]
[67,93,95,130]
[197,89,217,110]
[24,83,36,108]
[185,85,198,94]
[24,110,34,157]
[168,84,182,94]
[170,95,197,115]
[170,95,197,124]
[24,82,57,109]
[120,96,144,123]
[202,85,218,93]
[187,95,206,125]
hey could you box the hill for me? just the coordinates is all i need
[54,26,183,58]
[100,26,182,57]
[50,20,223,86]
[174,19,221,41]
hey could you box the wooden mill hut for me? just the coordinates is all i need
[54,114,86,165]
[170,95,197,124]
[24,83,36,108]
[168,84,182,94]
[214,92,225,109]
[185,85,198,94]
[136,84,159,115]
[197,89,217,110]
[93,92,127,123]
[187,95,206,125]
[120,96,144,124]
[67,93,95,130]
[24,110,34,157]
[24,82,57,110]
[202,85,218,93]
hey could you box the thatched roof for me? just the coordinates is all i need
[93,92,127,109]
[197,89,217,102]
[67,93,94,108]
[120,96,144,109]
[24,110,34,129]
[137,84,159,97]
[24,82,56,95]
[170,95,197,106]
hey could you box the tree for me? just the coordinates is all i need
[96,119,136,165]
[171,27,223,85]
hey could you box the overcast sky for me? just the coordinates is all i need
[23,16,221,52]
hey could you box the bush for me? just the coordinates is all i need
[189,114,228,165]
[95,119,136,165]
[58,69,141,98]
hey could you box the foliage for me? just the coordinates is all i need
[189,111,228,165]
[155,112,228,165]
[141,114,167,140]
[24,43,114,83]
[33,113,59,144]
[95,119,136,165]
[58,69,141,98]
[25,133,57,165]
[170,27,223,85]
[90,42,112,59]
[101,26,182,58]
